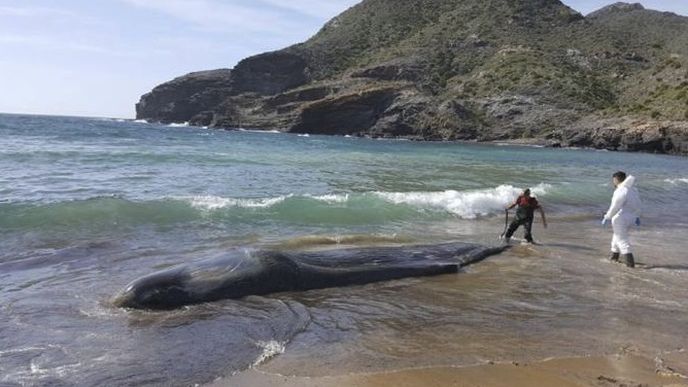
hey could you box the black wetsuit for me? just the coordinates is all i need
[505,195,540,243]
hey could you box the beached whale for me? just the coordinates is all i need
[113,242,507,310]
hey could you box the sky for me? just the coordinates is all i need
[1,1,687,118]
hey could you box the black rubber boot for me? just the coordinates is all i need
[609,252,620,262]
[622,254,635,268]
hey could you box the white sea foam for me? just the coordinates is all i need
[179,184,551,217]
[168,122,189,127]
[96,117,126,123]
[665,178,688,185]
[297,133,310,137]
[374,184,551,219]
[306,193,349,204]
[133,119,148,124]
[0,346,46,355]
[493,142,544,148]
[252,340,286,367]
[183,194,350,210]
[29,360,82,379]
[185,195,289,210]
[240,129,281,134]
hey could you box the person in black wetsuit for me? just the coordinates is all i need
[503,188,547,244]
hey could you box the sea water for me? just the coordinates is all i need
[1,113,687,385]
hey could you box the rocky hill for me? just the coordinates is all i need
[136,0,688,154]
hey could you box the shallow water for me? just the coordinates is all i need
[257,220,688,377]
[1,113,687,385]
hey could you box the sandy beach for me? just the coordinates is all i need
[218,352,688,387]
[211,216,688,387]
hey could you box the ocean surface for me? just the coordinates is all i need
[1,113,687,386]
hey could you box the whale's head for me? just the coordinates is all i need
[112,250,284,310]
[112,266,192,310]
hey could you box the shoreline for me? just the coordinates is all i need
[135,117,688,157]
[213,351,688,387]
[4,112,682,156]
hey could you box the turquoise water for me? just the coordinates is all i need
[1,113,688,385]
[2,114,687,237]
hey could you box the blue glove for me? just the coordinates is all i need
[635,217,641,226]
[601,218,608,227]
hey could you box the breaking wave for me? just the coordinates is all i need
[373,184,550,219]
[0,185,553,232]
[186,195,290,210]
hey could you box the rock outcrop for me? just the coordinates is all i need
[136,0,688,155]
[560,118,688,154]
[136,69,232,123]
[291,87,399,135]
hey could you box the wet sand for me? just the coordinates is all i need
[218,352,688,387]
[210,216,688,386]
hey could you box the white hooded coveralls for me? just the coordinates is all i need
[603,175,641,255]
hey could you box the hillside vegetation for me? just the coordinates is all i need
[136,1,688,154]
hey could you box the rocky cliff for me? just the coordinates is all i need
[136,0,688,155]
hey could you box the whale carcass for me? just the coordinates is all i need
[113,242,507,310]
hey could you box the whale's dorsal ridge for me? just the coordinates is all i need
[114,241,507,309]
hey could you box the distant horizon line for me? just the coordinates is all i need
[0,111,134,120]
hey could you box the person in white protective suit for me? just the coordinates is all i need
[601,171,641,268]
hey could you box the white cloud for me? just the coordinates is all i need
[0,5,77,18]
[0,34,170,57]
[0,4,105,28]
[120,0,307,36]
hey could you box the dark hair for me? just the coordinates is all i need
[523,188,531,195]
[613,171,627,182]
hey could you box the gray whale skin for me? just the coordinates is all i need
[113,242,507,310]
